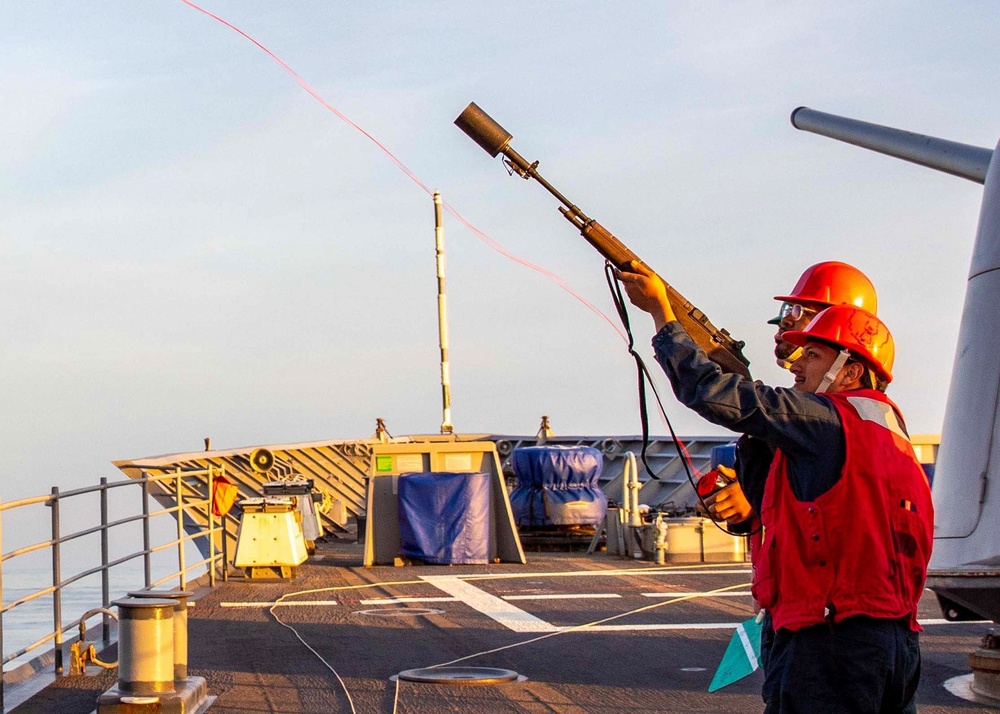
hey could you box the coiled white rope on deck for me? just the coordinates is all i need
[261,568,750,714]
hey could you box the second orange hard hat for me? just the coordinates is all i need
[768,261,878,325]
[782,305,895,383]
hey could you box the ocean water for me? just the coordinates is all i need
[3,553,207,671]
[1,473,213,672]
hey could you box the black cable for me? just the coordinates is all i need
[604,262,759,538]
[604,263,657,482]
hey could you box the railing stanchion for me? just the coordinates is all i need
[142,476,152,588]
[176,469,186,591]
[221,512,230,583]
[223,465,231,582]
[100,477,110,642]
[51,487,63,675]
[0,465,221,673]
[208,467,216,588]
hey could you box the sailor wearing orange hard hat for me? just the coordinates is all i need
[770,260,879,368]
[618,261,932,713]
[705,261,880,528]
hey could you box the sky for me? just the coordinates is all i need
[2,2,999,498]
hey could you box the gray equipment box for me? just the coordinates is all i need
[364,441,525,566]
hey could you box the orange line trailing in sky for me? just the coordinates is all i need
[179,0,626,343]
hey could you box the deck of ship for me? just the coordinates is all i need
[9,533,998,713]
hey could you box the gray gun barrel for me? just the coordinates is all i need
[791,107,993,185]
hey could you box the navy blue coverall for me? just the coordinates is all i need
[651,322,920,713]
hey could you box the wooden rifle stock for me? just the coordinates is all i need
[567,211,751,378]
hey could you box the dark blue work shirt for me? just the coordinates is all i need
[651,321,846,502]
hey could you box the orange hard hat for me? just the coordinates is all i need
[769,262,878,324]
[782,305,895,383]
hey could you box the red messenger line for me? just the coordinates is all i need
[180,0,704,544]
[179,0,627,343]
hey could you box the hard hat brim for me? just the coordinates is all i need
[780,329,809,348]
[780,328,892,383]
[772,295,832,306]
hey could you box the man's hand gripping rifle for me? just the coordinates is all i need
[454,102,751,378]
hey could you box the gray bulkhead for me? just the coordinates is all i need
[931,138,1000,566]
[791,108,1000,620]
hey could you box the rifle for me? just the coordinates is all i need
[454,102,751,379]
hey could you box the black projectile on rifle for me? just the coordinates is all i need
[454,102,751,379]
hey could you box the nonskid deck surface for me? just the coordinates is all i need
[12,539,997,713]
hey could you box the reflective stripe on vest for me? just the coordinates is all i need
[845,396,909,442]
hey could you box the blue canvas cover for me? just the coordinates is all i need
[397,471,491,564]
[509,446,607,527]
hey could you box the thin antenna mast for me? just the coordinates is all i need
[434,191,454,434]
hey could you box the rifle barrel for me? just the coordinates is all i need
[453,101,751,377]
[791,107,993,185]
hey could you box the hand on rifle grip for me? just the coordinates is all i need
[617,261,676,330]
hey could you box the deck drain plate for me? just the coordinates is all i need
[395,666,520,685]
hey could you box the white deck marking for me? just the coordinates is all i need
[558,618,991,632]
[569,622,742,632]
[220,600,338,608]
[421,576,558,633]
[502,593,621,601]
[453,568,750,581]
[359,596,458,605]
[642,591,753,598]
[943,674,980,703]
[918,618,991,626]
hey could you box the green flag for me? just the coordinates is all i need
[708,616,762,692]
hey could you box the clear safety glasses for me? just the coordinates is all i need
[777,301,818,323]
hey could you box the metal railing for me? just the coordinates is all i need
[0,466,227,708]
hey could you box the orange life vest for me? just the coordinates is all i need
[751,390,933,632]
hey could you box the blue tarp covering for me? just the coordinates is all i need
[509,446,607,527]
[921,463,935,488]
[397,471,491,565]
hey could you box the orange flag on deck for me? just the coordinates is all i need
[211,475,239,518]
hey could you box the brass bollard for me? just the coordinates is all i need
[128,590,194,681]
[111,597,176,696]
[98,595,208,712]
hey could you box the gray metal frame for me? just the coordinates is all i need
[0,467,224,708]
[363,441,525,566]
[491,434,737,513]
[114,435,745,538]
[791,105,1000,622]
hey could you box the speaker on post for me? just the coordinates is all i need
[249,448,275,474]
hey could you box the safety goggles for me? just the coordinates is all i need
[768,302,818,326]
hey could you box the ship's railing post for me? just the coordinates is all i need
[207,466,216,588]
[142,475,152,588]
[222,466,229,582]
[176,468,186,591]
[221,511,230,583]
[0,467,225,678]
[100,477,110,643]
[50,487,63,675]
